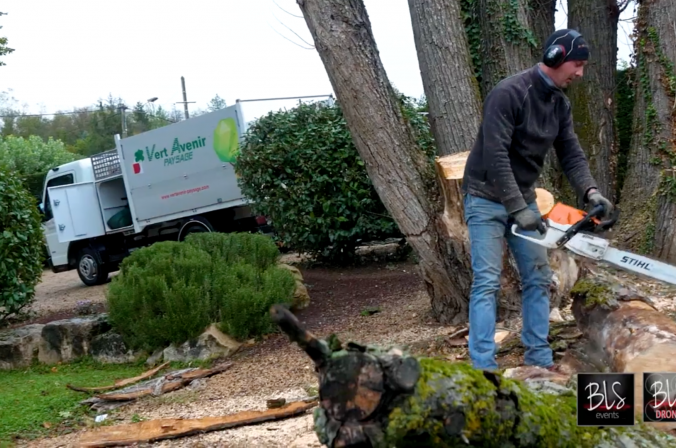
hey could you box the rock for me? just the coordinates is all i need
[163,324,241,363]
[145,348,165,367]
[278,263,310,310]
[0,324,44,370]
[549,307,565,323]
[91,332,140,364]
[39,314,111,364]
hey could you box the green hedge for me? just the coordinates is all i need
[0,165,45,324]
[234,95,435,264]
[106,234,295,352]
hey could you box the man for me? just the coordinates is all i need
[461,29,613,371]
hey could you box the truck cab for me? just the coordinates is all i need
[40,158,96,274]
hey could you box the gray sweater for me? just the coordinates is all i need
[462,64,598,215]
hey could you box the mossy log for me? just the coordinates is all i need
[572,278,676,431]
[270,304,675,447]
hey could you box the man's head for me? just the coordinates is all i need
[541,29,589,88]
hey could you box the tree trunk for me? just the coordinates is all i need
[571,276,676,431]
[477,0,537,98]
[407,0,482,157]
[565,0,620,206]
[407,0,529,321]
[271,304,676,447]
[617,0,676,263]
[527,0,556,61]
[296,0,472,324]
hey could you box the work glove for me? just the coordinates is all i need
[512,208,546,234]
[587,189,613,219]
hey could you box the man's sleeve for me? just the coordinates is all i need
[553,101,598,201]
[483,88,528,214]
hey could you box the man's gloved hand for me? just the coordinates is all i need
[512,207,546,234]
[587,189,614,219]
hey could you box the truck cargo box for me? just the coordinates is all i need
[115,103,248,233]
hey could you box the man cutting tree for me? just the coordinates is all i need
[461,29,614,372]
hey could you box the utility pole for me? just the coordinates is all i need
[119,104,128,138]
[174,76,195,120]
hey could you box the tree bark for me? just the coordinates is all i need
[616,0,676,263]
[407,0,531,320]
[271,304,676,447]
[565,0,620,205]
[407,0,482,156]
[296,0,472,324]
[571,276,676,431]
[528,0,556,61]
[477,0,537,98]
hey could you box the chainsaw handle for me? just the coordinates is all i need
[510,223,561,249]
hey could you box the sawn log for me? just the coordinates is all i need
[572,277,676,431]
[270,304,676,447]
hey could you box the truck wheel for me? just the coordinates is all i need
[77,248,109,286]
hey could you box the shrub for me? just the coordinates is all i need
[0,135,81,199]
[234,95,435,264]
[106,242,216,351]
[106,236,295,352]
[0,165,45,324]
[184,231,280,271]
[212,261,296,341]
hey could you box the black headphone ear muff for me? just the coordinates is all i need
[543,29,583,68]
[543,44,566,68]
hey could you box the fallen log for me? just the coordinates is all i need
[93,363,232,402]
[270,304,676,447]
[67,362,170,393]
[77,399,318,447]
[571,276,676,431]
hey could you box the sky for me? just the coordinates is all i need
[1,0,637,124]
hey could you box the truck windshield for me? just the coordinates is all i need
[43,173,74,221]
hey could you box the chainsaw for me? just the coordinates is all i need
[511,201,676,286]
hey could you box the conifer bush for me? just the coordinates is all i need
[106,235,295,352]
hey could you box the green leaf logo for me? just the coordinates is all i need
[135,150,144,162]
[212,118,239,163]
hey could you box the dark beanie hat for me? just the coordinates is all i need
[543,29,590,63]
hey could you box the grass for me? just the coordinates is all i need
[0,358,150,444]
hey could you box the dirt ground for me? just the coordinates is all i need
[14,255,676,447]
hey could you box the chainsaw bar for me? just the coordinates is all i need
[511,204,676,287]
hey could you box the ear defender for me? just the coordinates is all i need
[543,29,582,68]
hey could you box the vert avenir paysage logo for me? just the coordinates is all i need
[577,373,635,426]
[130,117,240,175]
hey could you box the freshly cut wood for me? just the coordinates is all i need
[571,277,676,431]
[436,152,469,180]
[67,362,170,393]
[270,304,675,447]
[77,399,318,447]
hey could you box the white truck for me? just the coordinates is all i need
[39,103,272,286]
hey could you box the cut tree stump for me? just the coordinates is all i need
[436,153,580,315]
[270,304,676,447]
[572,276,676,431]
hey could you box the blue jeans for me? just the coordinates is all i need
[463,193,553,371]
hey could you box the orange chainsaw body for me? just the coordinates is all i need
[543,203,601,226]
